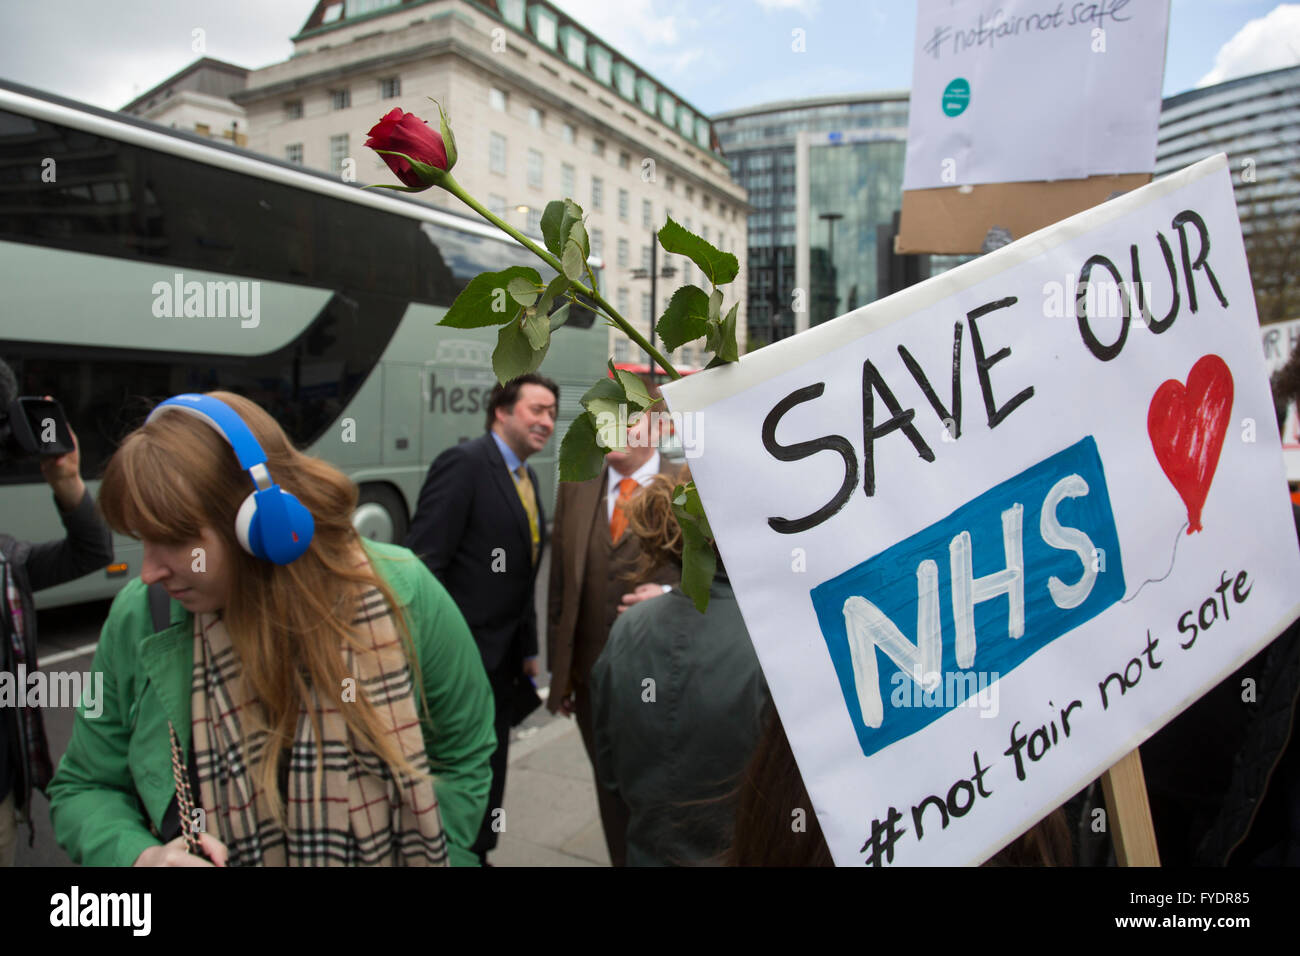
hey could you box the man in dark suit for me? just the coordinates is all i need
[547,407,681,865]
[405,373,558,864]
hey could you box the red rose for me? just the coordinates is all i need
[365,108,451,189]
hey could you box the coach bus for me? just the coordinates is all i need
[0,80,608,608]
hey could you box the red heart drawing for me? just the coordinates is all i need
[1147,354,1234,534]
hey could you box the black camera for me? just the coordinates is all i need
[0,396,74,460]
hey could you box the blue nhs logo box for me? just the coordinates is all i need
[810,437,1125,757]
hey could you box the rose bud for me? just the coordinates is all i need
[365,107,452,191]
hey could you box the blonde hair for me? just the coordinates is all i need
[99,391,426,820]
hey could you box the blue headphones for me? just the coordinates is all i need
[147,394,315,565]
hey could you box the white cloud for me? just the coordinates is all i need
[754,0,821,12]
[1198,3,1300,87]
[548,0,679,47]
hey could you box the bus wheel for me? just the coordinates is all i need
[353,484,408,544]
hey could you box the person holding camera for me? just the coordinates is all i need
[0,359,113,865]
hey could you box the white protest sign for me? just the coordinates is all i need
[903,0,1170,191]
[663,154,1300,866]
[1260,318,1300,481]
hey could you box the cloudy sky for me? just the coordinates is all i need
[1,1,1297,115]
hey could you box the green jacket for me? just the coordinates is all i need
[47,540,495,867]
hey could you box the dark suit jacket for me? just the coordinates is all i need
[546,457,681,712]
[405,432,547,673]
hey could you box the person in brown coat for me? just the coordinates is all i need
[546,407,681,865]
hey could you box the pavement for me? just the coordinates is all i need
[492,711,610,866]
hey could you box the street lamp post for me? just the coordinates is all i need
[630,233,676,384]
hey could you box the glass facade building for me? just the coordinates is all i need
[715,94,934,346]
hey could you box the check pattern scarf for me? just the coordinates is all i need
[188,570,448,866]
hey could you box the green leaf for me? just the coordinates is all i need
[562,240,586,281]
[507,276,541,307]
[708,288,723,323]
[429,98,458,171]
[568,220,589,259]
[549,302,571,330]
[559,199,584,250]
[559,412,607,482]
[537,274,571,313]
[522,306,550,350]
[441,267,542,329]
[540,201,568,259]
[614,369,653,411]
[657,286,711,351]
[372,149,445,186]
[658,216,739,286]
[672,482,715,613]
[581,377,627,450]
[716,303,740,363]
[492,315,549,383]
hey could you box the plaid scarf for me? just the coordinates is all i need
[188,572,447,867]
[2,553,53,799]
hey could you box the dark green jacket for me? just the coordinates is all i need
[47,540,495,867]
[591,575,770,866]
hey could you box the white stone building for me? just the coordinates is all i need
[234,0,749,367]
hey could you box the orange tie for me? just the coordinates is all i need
[610,477,640,542]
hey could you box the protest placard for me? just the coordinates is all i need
[1260,317,1300,481]
[662,154,1300,865]
[899,0,1170,253]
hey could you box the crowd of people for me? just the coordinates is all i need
[0,355,1297,866]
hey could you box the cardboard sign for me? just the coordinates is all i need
[903,0,1170,191]
[662,155,1300,865]
[1260,317,1300,481]
[898,0,1169,254]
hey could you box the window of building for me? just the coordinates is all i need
[666,174,676,193]
[702,194,712,211]
[617,287,629,318]
[618,188,629,221]
[526,207,542,235]
[641,292,652,325]
[285,143,303,165]
[617,238,629,268]
[702,224,709,243]
[562,122,576,144]
[618,151,630,170]
[285,99,303,121]
[489,87,507,112]
[329,134,349,175]
[490,132,507,175]
[528,106,543,129]
[592,176,604,210]
[195,123,211,137]
[685,184,695,201]
[331,88,351,111]
[527,149,544,188]
[614,337,630,362]
[590,227,604,258]
[561,162,575,197]
[488,194,507,218]
[641,245,651,271]
[380,77,401,99]
[592,137,605,157]
[641,198,652,228]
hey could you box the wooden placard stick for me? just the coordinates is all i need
[1100,748,1161,866]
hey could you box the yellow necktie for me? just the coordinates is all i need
[514,465,540,565]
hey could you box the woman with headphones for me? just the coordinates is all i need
[47,392,496,866]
